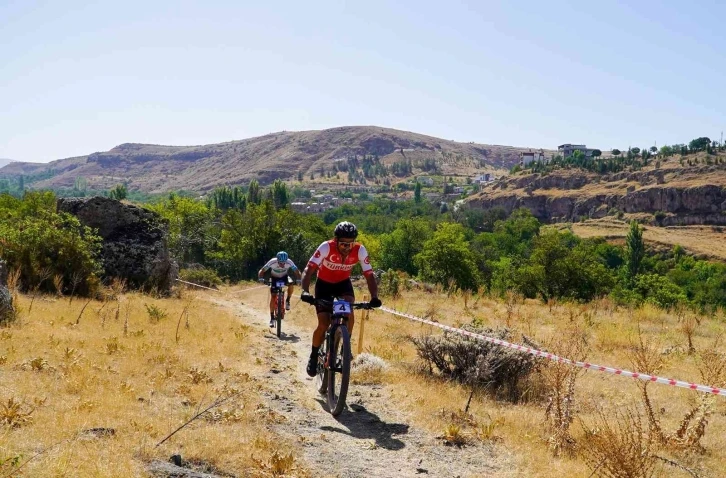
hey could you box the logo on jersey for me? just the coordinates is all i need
[322,260,355,271]
[313,250,321,259]
[364,256,370,265]
[329,253,340,263]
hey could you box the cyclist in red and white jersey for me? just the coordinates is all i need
[300,221,381,377]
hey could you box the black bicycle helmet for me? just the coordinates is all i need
[334,221,358,239]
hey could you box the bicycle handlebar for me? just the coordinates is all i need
[306,298,380,310]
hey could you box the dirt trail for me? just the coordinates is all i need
[209,289,516,478]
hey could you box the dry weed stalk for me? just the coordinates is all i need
[679,313,700,355]
[580,407,658,478]
[52,274,64,297]
[664,340,726,452]
[75,297,93,325]
[68,271,83,304]
[504,290,523,328]
[627,324,667,445]
[175,295,196,344]
[542,326,588,457]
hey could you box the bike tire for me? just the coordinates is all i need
[316,341,328,394]
[276,293,283,338]
[327,325,351,416]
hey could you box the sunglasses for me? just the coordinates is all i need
[337,240,355,248]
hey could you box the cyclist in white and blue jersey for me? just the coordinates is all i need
[258,251,302,327]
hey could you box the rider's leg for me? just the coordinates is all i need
[313,312,331,348]
[286,282,293,310]
[307,311,330,376]
[269,292,276,315]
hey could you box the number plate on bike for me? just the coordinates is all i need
[333,300,351,314]
[275,280,286,288]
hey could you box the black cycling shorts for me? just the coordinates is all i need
[314,278,354,313]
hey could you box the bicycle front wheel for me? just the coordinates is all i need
[276,294,283,338]
[327,325,351,416]
[316,342,328,395]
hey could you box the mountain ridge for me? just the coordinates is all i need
[0,126,552,193]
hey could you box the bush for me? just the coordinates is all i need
[0,192,102,295]
[634,274,686,310]
[378,269,401,298]
[411,325,540,402]
[179,267,222,288]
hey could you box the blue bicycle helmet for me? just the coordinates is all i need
[276,251,289,263]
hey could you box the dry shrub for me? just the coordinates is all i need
[0,397,34,428]
[441,423,470,446]
[410,325,540,402]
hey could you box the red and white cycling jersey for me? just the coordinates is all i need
[307,239,374,283]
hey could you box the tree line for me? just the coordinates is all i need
[1,188,723,313]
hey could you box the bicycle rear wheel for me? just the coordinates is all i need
[327,325,351,416]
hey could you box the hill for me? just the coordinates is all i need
[0,158,15,168]
[0,126,551,193]
[467,152,726,226]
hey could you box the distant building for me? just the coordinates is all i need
[558,144,594,158]
[474,173,494,183]
[520,149,547,165]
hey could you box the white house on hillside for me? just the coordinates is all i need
[520,149,546,165]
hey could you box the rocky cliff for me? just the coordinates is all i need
[468,161,726,226]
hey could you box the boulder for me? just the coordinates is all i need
[0,260,14,324]
[57,196,178,293]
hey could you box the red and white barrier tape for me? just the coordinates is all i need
[175,279,267,294]
[379,306,726,397]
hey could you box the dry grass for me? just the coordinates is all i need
[573,220,726,260]
[4,280,726,477]
[0,290,302,477]
[353,285,726,477]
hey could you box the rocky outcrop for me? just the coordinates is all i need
[57,197,178,292]
[0,260,14,324]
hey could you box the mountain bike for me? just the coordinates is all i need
[306,298,377,416]
[268,278,287,338]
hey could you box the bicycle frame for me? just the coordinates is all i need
[269,278,287,338]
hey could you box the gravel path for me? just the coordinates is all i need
[212,293,518,478]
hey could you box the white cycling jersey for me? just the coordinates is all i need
[261,258,299,278]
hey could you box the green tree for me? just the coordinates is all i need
[109,184,128,200]
[271,179,289,209]
[414,222,480,291]
[147,195,218,265]
[591,149,602,158]
[689,137,711,151]
[625,220,645,283]
[611,149,621,157]
[379,218,433,275]
[414,181,422,203]
[247,179,261,205]
[649,146,657,154]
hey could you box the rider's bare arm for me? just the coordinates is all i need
[301,264,316,292]
[364,272,378,300]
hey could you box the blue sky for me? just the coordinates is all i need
[1,0,724,163]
